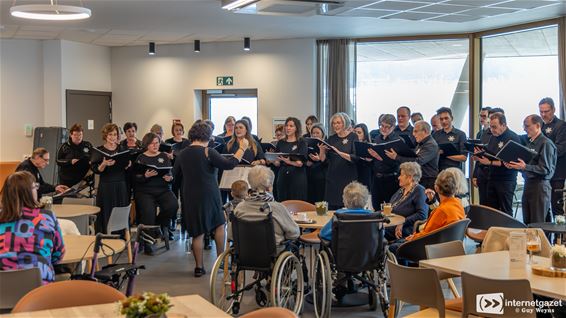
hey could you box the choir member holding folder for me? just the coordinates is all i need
[306,124,327,203]
[319,112,358,210]
[271,117,308,201]
[134,132,178,254]
[504,115,557,224]
[224,119,265,165]
[173,120,247,277]
[432,107,467,171]
[120,122,143,202]
[91,123,130,233]
[367,114,400,209]
[56,123,93,187]
[354,123,373,192]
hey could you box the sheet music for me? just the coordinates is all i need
[219,166,252,190]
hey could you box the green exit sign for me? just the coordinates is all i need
[217,76,234,86]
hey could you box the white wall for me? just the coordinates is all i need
[111,38,316,140]
[1,39,44,161]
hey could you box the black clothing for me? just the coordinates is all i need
[369,129,380,142]
[523,180,551,224]
[486,128,521,181]
[173,146,239,237]
[485,180,516,215]
[91,145,130,233]
[473,129,492,205]
[324,133,358,207]
[16,159,55,197]
[371,132,401,209]
[522,133,557,181]
[307,160,327,204]
[164,137,190,155]
[432,127,466,171]
[394,125,416,148]
[120,139,143,150]
[357,158,373,191]
[542,116,566,216]
[224,139,265,164]
[56,140,93,187]
[275,139,308,201]
[120,139,143,201]
[372,132,401,175]
[397,135,439,181]
[134,153,173,191]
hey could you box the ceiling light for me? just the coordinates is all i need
[244,37,251,51]
[149,42,156,55]
[194,40,201,53]
[221,0,259,11]
[10,2,91,21]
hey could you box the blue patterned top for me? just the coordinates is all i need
[0,207,65,284]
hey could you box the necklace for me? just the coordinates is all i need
[391,183,417,209]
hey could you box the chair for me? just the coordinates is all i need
[425,240,466,302]
[61,197,96,235]
[396,219,471,265]
[107,205,133,263]
[466,205,526,243]
[240,307,299,318]
[0,268,42,311]
[11,280,126,313]
[281,200,315,214]
[461,271,535,318]
[481,227,552,257]
[386,260,460,318]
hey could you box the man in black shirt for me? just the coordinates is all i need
[472,107,492,205]
[386,120,439,190]
[395,106,416,148]
[539,97,566,217]
[16,148,69,198]
[473,112,519,215]
[56,123,93,187]
[432,107,467,171]
[505,115,557,224]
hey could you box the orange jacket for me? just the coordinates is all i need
[408,197,465,241]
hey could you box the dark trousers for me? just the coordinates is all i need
[485,179,516,215]
[522,180,551,225]
[477,178,489,206]
[135,189,179,228]
[371,175,399,211]
[550,179,565,216]
[420,177,436,192]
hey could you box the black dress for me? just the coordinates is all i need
[119,139,143,201]
[275,139,308,201]
[307,160,327,204]
[173,145,239,237]
[91,145,130,233]
[324,133,358,208]
[356,157,373,191]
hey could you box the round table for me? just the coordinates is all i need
[293,211,405,229]
[61,234,126,264]
[529,222,566,245]
[51,204,100,218]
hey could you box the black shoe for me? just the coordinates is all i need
[168,228,175,241]
[143,242,155,256]
[194,267,206,277]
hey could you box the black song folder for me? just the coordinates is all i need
[263,152,306,162]
[135,163,172,177]
[91,148,130,167]
[495,140,537,163]
[439,143,461,156]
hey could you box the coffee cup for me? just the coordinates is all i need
[297,212,308,222]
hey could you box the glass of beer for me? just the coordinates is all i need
[526,230,541,265]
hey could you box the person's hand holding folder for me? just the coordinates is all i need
[367,148,383,161]
[384,148,397,160]
[504,159,527,171]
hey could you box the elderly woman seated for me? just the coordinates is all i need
[385,162,428,242]
[424,167,470,211]
[229,165,300,245]
[320,181,372,241]
[388,168,466,255]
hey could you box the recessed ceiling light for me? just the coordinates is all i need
[10,4,91,21]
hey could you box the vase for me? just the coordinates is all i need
[551,254,566,271]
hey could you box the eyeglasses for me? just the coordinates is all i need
[39,156,49,163]
[379,124,392,129]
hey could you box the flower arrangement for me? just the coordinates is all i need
[119,292,172,318]
[550,244,566,270]
[39,196,53,209]
[315,201,328,216]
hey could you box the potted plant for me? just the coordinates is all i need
[119,292,172,318]
[550,244,566,271]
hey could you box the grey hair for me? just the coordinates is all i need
[434,169,458,197]
[414,120,431,135]
[444,167,468,196]
[330,112,352,130]
[400,162,422,183]
[342,181,370,209]
[247,165,275,192]
[379,114,396,127]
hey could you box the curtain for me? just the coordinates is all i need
[558,17,566,118]
[316,39,357,129]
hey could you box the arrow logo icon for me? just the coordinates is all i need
[477,293,504,315]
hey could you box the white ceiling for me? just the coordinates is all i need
[0,0,565,47]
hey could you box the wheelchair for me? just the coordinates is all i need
[209,203,305,315]
[313,212,390,318]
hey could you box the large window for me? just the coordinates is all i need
[482,25,560,133]
[356,39,470,133]
[208,90,258,136]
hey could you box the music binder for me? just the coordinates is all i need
[159,143,176,153]
[91,148,130,167]
[219,166,252,190]
[135,163,172,177]
[305,137,334,152]
[464,140,486,154]
[494,140,537,163]
[263,152,306,162]
[399,134,416,148]
[438,143,461,156]
[261,142,277,153]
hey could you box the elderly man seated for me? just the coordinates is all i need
[229,165,300,245]
[320,181,372,241]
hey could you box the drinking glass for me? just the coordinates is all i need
[526,230,541,265]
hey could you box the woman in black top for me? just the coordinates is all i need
[319,113,358,210]
[173,121,247,277]
[56,123,93,187]
[306,124,328,203]
[120,122,143,203]
[273,117,308,201]
[91,123,130,233]
[303,115,319,138]
[218,116,236,139]
[354,123,373,192]
[134,133,178,254]
[224,120,265,165]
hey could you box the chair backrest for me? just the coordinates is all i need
[0,268,42,310]
[230,211,277,271]
[387,260,446,318]
[281,200,315,213]
[241,307,299,318]
[425,240,466,260]
[11,280,126,313]
[106,205,131,234]
[397,218,471,264]
[331,212,386,272]
[461,271,535,318]
[62,197,94,205]
[481,227,552,257]
[467,205,526,230]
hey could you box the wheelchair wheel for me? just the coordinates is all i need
[270,251,304,314]
[313,250,331,318]
[209,249,244,312]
